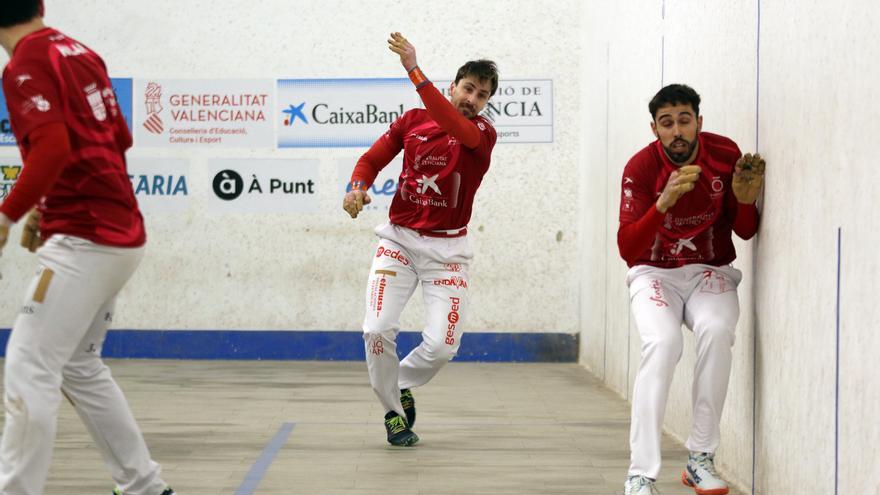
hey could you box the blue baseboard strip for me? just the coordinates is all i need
[0,329,578,362]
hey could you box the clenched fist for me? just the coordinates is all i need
[656,165,701,213]
[342,190,372,219]
[732,153,765,204]
[20,209,42,252]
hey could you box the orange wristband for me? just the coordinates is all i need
[407,66,429,88]
[349,180,368,192]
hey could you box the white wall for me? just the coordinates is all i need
[3,1,877,490]
[580,0,879,493]
[0,0,583,334]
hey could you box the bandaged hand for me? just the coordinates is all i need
[20,209,42,252]
[657,165,701,213]
[733,153,765,204]
[388,32,418,72]
[343,189,372,219]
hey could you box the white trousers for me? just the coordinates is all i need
[626,263,742,479]
[0,235,167,495]
[363,223,472,418]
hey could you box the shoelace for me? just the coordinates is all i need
[693,453,720,477]
[400,392,414,409]
[386,416,407,434]
[628,475,655,493]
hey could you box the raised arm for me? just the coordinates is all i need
[387,32,483,149]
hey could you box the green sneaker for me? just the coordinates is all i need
[384,411,418,446]
[400,388,416,427]
[113,487,175,495]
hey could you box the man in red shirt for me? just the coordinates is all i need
[617,84,765,495]
[0,3,174,494]
[342,33,497,446]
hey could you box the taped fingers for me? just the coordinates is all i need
[343,194,357,218]
[737,153,754,171]
[20,211,42,252]
[752,153,766,175]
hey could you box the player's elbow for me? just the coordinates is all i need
[462,135,480,149]
[617,232,638,264]
[30,122,72,159]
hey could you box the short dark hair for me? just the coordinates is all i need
[454,59,499,96]
[0,0,42,28]
[649,84,701,119]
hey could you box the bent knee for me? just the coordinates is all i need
[363,328,397,343]
[641,334,683,362]
[697,324,736,347]
[423,338,459,362]
[62,356,109,383]
[4,345,62,389]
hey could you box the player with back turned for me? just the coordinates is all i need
[0,2,175,494]
[618,83,765,495]
[342,33,498,446]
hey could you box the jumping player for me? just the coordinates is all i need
[618,84,764,495]
[0,2,174,494]
[342,32,498,446]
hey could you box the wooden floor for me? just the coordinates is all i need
[0,361,743,494]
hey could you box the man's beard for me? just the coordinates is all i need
[456,101,476,118]
[663,137,698,164]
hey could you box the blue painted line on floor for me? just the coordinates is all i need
[235,422,296,495]
[835,227,841,495]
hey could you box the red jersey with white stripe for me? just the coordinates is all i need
[619,132,750,268]
[382,109,496,230]
[2,28,145,247]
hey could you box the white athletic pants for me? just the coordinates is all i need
[363,223,472,418]
[626,263,742,479]
[0,235,167,495]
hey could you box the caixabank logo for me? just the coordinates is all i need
[282,101,405,126]
[277,78,419,148]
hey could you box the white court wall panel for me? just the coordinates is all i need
[0,0,583,334]
[580,1,879,493]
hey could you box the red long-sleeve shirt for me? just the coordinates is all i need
[351,82,496,231]
[617,132,758,268]
[1,27,144,246]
